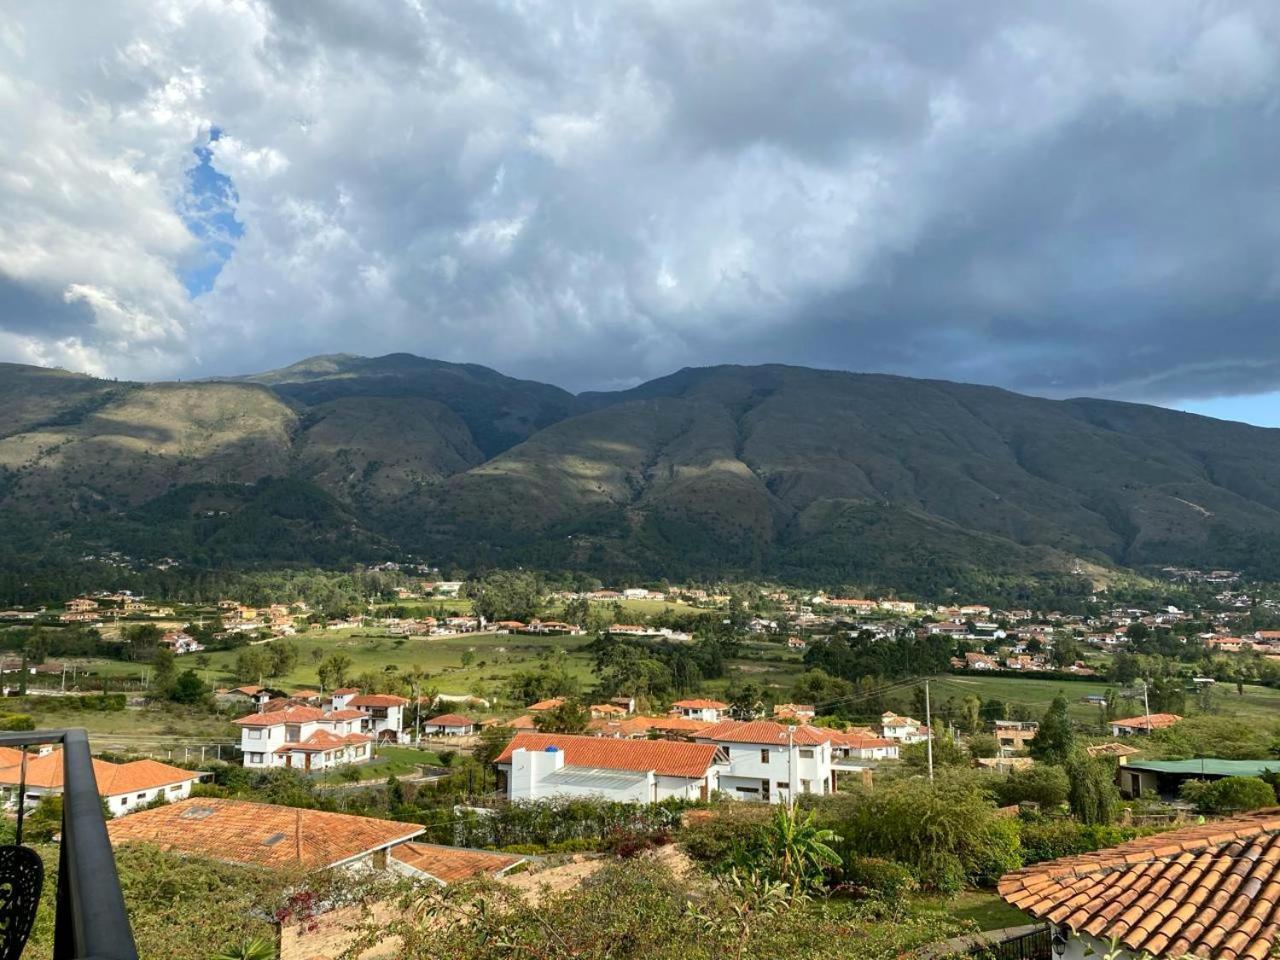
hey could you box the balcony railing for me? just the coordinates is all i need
[0,728,138,959]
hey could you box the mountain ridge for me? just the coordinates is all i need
[2,353,1278,586]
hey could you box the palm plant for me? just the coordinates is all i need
[210,937,274,960]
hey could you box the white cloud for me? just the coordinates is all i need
[1,0,1279,400]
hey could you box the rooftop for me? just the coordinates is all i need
[496,732,720,779]
[1125,758,1280,777]
[999,808,1280,960]
[0,751,199,795]
[390,842,526,884]
[108,797,422,870]
[697,719,830,746]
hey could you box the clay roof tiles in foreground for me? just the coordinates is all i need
[696,719,830,746]
[495,732,719,779]
[390,842,525,884]
[998,808,1280,960]
[108,797,422,871]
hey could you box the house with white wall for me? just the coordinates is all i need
[695,719,836,804]
[878,712,929,744]
[670,698,729,722]
[496,733,724,803]
[0,750,205,816]
[235,706,373,771]
[341,693,410,743]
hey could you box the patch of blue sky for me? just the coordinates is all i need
[178,127,243,296]
[1170,392,1280,429]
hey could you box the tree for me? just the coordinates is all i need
[460,650,475,669]
[473,725,515,766]
[902,731,967,771]
[743,806,842,897]
[318,653,354,691]
[966,733,999,759]
[979,698,1008,723]
[234,648,270,685]
[1181,776,1277,814]
[169,669,210,705]
[1065,752,1122,825]
[268,640,298,678]
[150,647,177,695]
[1028,695,1074,765]
[534,700,592,734]
[992,764,1070,808]
[463,571,541,623]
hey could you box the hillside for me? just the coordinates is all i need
[3,356,1280,585]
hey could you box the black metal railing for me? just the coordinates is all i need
[0,728,138,959]
[969,925,1053,960]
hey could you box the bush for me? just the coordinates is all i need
[1180,776,1278,814]
[602,827,673,859]
[811,775,1022,893]
[0,713,34,731]
[992,765,1070,809]
[1018,818,1145,865]
[838,857,918,900]
[679,805,772,865]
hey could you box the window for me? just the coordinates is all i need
[799,748,814,759]
[119,798,128,807]
[734,786,760,795]
[136,793,146,800]
[168,784,182,793]
[249,752,264,763]
[776,781,788,790]
[801,779,811,793]
[246,729,262,740]
[760,749,770,763]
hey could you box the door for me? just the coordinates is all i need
[761,779,770,802]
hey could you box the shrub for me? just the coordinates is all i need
[602,827,673,859]
[1181,776,1278,814]
[680,805,772,865]
[1018,818,1145,865]
[1065,752,1122,825]
[838,857,918,900]
[992,765,1070,809]
[812,775,1022,893]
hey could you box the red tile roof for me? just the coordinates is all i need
[671,698,728,709]
[428,714,474,726]
[349,694,409,708]
[998,809,1280,960]
[332,687,361,695]
[495,732,719,779]
[0,751,199,795]
[527,698,565,712]
[1113,713,1182,730]
[274,730,370,753]
[696,719,829,746]
[233,706,327,727]
[390,842,525,884]
[108,798,422,870]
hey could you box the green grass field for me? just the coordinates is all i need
[313,745,446,783]
[912,890,1030,931]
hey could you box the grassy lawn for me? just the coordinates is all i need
[313,745,447,783]
[913,890,1030,931]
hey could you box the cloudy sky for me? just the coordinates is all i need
[3,1,1280,421]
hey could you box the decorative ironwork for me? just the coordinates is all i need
[971,925,1053,960]
[0,845,44,960]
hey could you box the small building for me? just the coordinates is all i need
[1110,713,1182,736]
[234,706,373,770]
[0,751,204,817]
[993,720,1039,755]
[1118,758,1280,800]
[390,843,529,885]
[879,712,929,744]
[496,733,724,803]
[425,713,475,736]
[695,719,838,803]
[345,694,410,743]
[670,698,729,722]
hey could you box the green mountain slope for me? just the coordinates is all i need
[3,357,1280,583]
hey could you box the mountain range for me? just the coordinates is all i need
[3,353,1279,590]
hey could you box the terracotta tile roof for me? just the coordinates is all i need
[650,716,717,733]
[0,747,25,768]
[1086,742,1143,758]
[1112,713,1182,730]
[508,715,538,730]
[495,732,720,779]
[107,798,422,870]
[428,713,474,726]
[233,706,327,727]
[527,698,565,712]
[390,842,525,884]
[0,751,198,796]
[348,694,409,708]
[274,730,370,753]
[332,687,360,695]
[696,719,829,746]
[324,709,367,721]
[822,730,896,749]
[998,809,1280,960]
[671,698,728,709]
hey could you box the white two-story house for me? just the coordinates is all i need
[879,712,929,744]
[695,719,836,804]
[342,693,410,743]
[670,698,729,722]
[235,706,373,771]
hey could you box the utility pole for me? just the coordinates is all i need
[1143,679,1152,732]
[924,678,934,784]
[781,725,798,810]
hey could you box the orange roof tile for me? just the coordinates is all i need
[274,730,370,753]
[696,719,829,746]
[0,751,199,796]
[233,706,327,726]
[428,713,474,726]
[348,694,409,708]
[508,715,538,729]
[1086,742,1143,758]
[108,798,422,870]
[495,732,719,779]
[1113,713,1182,730]
[671,698,728,709]
[390,842,525,884]
[527,698,565,712]
[998,809,1280,960]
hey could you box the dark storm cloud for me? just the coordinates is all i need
[4,1,1280,405]
[0,275,96,337]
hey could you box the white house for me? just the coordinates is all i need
[345,694,410,742]
[670,698,729,722]
[425,713,475,736]
[496,733,724,804]
[234,706,374,771]
[161,630,204,655]
[824,729,900,761]
[0,749,205,817]
[695,719,837,804]
[879,712,929,744]
[1110,713,1182,736]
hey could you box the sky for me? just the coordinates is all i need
[2,2,1280,422]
